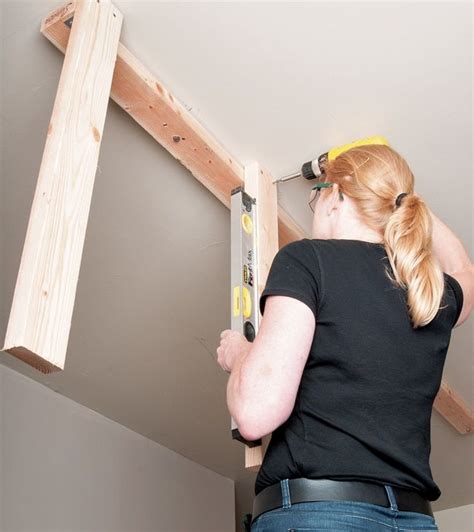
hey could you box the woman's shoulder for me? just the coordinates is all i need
[443,272,465,327]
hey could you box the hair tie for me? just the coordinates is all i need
[395,192,408,208]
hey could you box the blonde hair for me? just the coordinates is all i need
[323,144,446,329]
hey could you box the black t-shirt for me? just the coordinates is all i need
[255,238,463,501]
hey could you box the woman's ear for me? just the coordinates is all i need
[327,183,341,215]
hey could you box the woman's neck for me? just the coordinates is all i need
[330,229,383,244]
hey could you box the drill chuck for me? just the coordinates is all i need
[275,135,389,185]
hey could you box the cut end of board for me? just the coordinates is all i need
[245,444,263,471]
[2,345,63,374]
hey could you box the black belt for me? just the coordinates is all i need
[251,478,434,526]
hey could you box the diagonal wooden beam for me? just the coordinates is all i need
[434,381,473,434]
[40,2,306,248]
[2,0,123,372]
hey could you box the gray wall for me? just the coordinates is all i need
[0,365,234,532]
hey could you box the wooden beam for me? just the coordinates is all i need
[2,0,123,372]
[240,162,279,470]
[40,2,306,247]
[434,381,473,434]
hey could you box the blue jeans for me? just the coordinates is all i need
[250,479,439,531]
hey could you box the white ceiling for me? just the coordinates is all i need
[1,0,473,524]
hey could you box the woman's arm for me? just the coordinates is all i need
[428,207,472,275]
[424,200,473,327]
[228,295,315,441]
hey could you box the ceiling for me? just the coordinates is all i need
[1,0,472,525]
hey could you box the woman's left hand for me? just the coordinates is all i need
[216,329,251,373]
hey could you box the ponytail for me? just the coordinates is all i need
[383,194,446,328]
[324,144,446,328]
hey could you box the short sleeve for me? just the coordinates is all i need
[259,239,320,320]
[445,273,464,326]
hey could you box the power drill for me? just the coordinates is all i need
[274,135,389,184]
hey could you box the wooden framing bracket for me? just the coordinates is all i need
[1,0,303,374]
[1,0,470,477]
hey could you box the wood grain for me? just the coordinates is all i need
[3,0,123,372]
[241,162,279,470]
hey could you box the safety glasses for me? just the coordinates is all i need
[308,182,344,213]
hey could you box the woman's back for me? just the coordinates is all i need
[255,238,463,501]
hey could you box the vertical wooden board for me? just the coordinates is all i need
[242,162,279,470]
[2,0,123,372]
[245,163,279,292]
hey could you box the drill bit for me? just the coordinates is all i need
[272,172,303,184]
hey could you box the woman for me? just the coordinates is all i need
[217,144,472,531]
